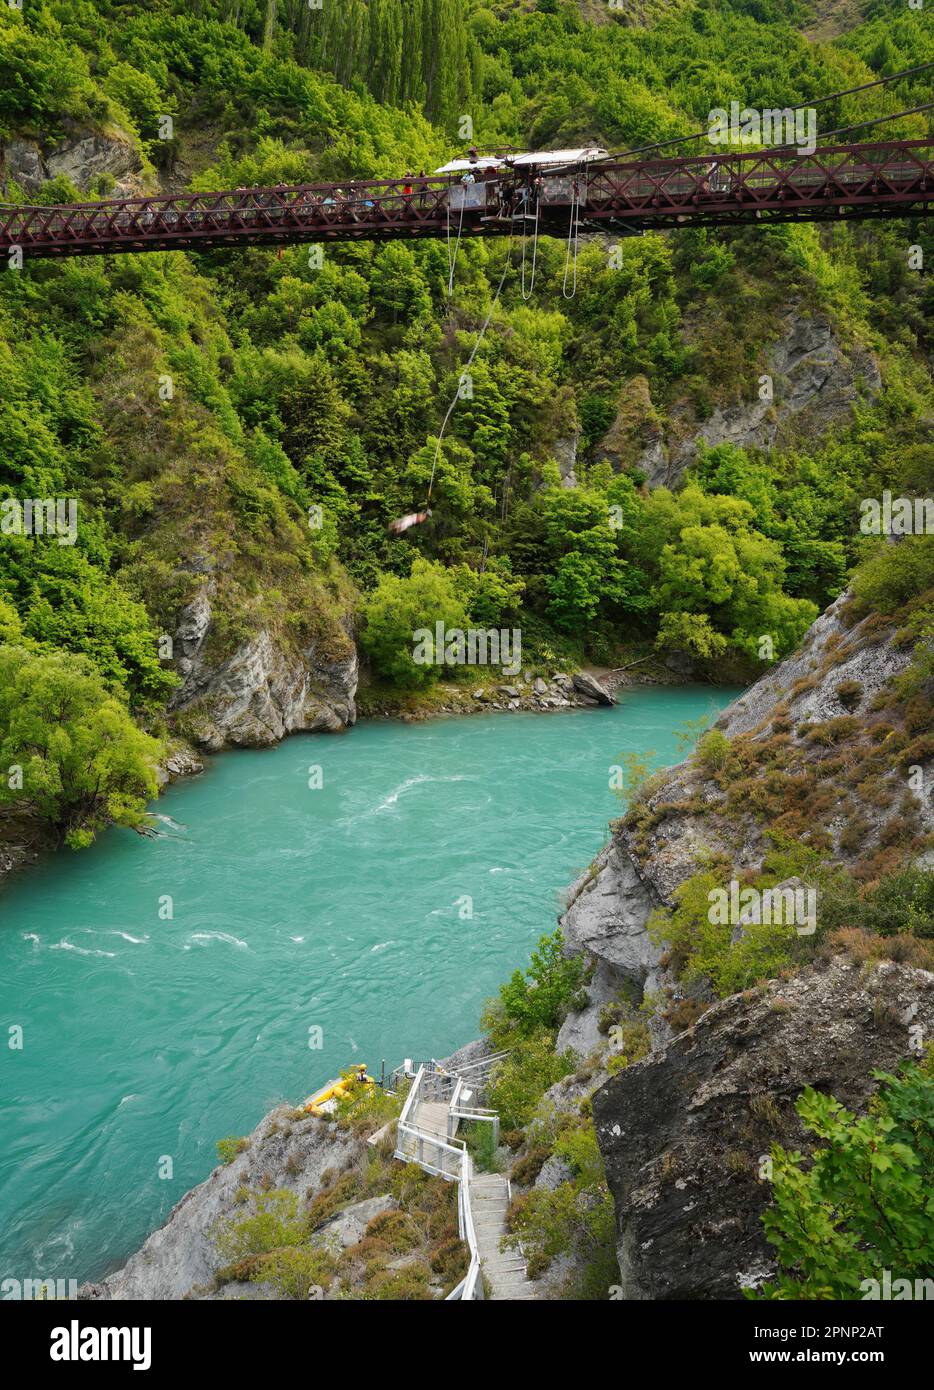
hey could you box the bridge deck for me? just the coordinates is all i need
[1,139,931,261]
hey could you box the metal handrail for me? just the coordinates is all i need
[393,1063,484,1300]
[453,1048,511,1072]
[396,1063,424,1129]
[459,1160,482,1302]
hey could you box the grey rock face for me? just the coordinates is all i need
[556,956,629,1058]
[552,434,580,489]
[715,592,910,739]
[534,1153,574,1192]
[609,311,881,491]
[593,957,934,1299]
[315,1195,397,1251]
[45,131,142,193]
[560,843,661,990]
[79,1105,363,1300]
[437,1037,493,1074]
[155,744,205,788]
[169,588,357,751]
[4,137,45,193]
[2,127,143,197]
[620,594,933,896]
[571,671,615,705]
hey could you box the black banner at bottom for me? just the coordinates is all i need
[7,1295,930,1375]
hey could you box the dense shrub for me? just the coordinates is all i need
[755,1054,934,1300]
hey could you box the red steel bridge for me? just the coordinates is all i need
[1,140,932,260]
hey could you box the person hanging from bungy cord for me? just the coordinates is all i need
[388,509,432,535]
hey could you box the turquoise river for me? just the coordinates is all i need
[0,685,739,1285]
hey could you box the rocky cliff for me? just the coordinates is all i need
[170,587,358,750]
[552,586,934,1296]
[592,955,934,1299]
[1,124,146,197]
[557,589,930,1052]
[80,1105,365,1300]
[597,309,881,490]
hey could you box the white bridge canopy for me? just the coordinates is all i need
[434,147,607,175]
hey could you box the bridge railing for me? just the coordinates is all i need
[2,139,931,256]
[586,139,934,210]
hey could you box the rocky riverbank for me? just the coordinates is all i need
[357,665,624,719]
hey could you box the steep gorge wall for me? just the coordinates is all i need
[558,592,927,1041]
[597,308,881,489]
[555,593,934,1296]
[593,955,934,1299]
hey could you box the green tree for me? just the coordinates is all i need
[495,929,586,1037]
[0,645,161,848]
[754,1055,934,1300]
[359,556,469,689]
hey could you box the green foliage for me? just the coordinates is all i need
[614,750,660,809]
[0,8,104,138]
[0,645,161,847]
[465,1119,501,1174]
[850,537,934,617]
[213,1189,308,1263]
[754,1054,934,1300]
[485,1027,576,1131]
[359,557,470,689]
[694,728,733,775]
[261,1245,335,1300]
[293,0,479,133]
[216,1135,250,1165]
[648,863,805,996]
[507,1119,618,1298]
[494,929,587,1039]
[843,869,934,940]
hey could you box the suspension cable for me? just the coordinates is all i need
[520,192,541,300]
[597,59,934,163]
[769,101,934,150]
[562,181,581,300]
[427,231,516,504]
[445,184,466,297]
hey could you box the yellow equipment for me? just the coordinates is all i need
[303,1064,373,1115]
